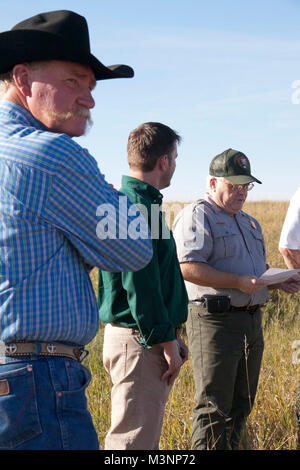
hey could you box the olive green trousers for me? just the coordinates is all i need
[187,303,264,450]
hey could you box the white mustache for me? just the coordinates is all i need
[46,107,93,134]
[55,108,91,121]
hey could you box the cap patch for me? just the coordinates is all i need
[236,155,248,169]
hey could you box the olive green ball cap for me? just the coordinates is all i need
[209,148,262,184]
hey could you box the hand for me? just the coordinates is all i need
[177,336,188,364]
[161,340,183,386]
[275,277,300,294]
[237,275,269,295]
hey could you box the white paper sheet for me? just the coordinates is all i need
[259,267,300,285]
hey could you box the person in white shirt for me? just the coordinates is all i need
[279,188,300,268]
[279,187,300,436]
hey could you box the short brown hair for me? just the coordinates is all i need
[127,122,181,172]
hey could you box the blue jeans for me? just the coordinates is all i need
[0,356,99,450]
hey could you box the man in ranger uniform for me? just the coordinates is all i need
[173,149,300,450]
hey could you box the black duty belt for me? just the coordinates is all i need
[190,297,261,315]
[230,305,261,314]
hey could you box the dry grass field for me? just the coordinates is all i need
[85,200,300,450]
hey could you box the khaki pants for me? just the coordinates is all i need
[103,323,171,450]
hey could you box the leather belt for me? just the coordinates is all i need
[110,323,140,334]
[190,301,261,314]
[230,305,260,314]
[3,342,87,362]
[110,323,183,340]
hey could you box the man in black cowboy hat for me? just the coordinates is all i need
[0,10,153,450]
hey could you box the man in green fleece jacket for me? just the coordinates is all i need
[98,122,188,450]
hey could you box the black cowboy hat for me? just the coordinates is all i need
[0,10,134,80]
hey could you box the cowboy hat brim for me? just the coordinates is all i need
[0,29,134,80]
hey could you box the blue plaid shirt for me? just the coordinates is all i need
[0,100,152,346]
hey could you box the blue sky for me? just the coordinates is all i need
[1,0,300,201]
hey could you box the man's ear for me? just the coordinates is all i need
[157,154,169,172]
[209,177,217,192]
[12,64,32,98]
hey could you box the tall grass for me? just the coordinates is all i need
[85,200,300,450]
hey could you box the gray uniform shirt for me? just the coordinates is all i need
[173,194,269,307]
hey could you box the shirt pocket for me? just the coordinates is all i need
[249,229,266,259]
[213,226,238,259]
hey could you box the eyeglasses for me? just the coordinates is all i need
[223,181,254,192]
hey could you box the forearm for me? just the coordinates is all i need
[180,261,241,289]
[279,247,300,269]
[46,165,153,272]
[180,261,268,294]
